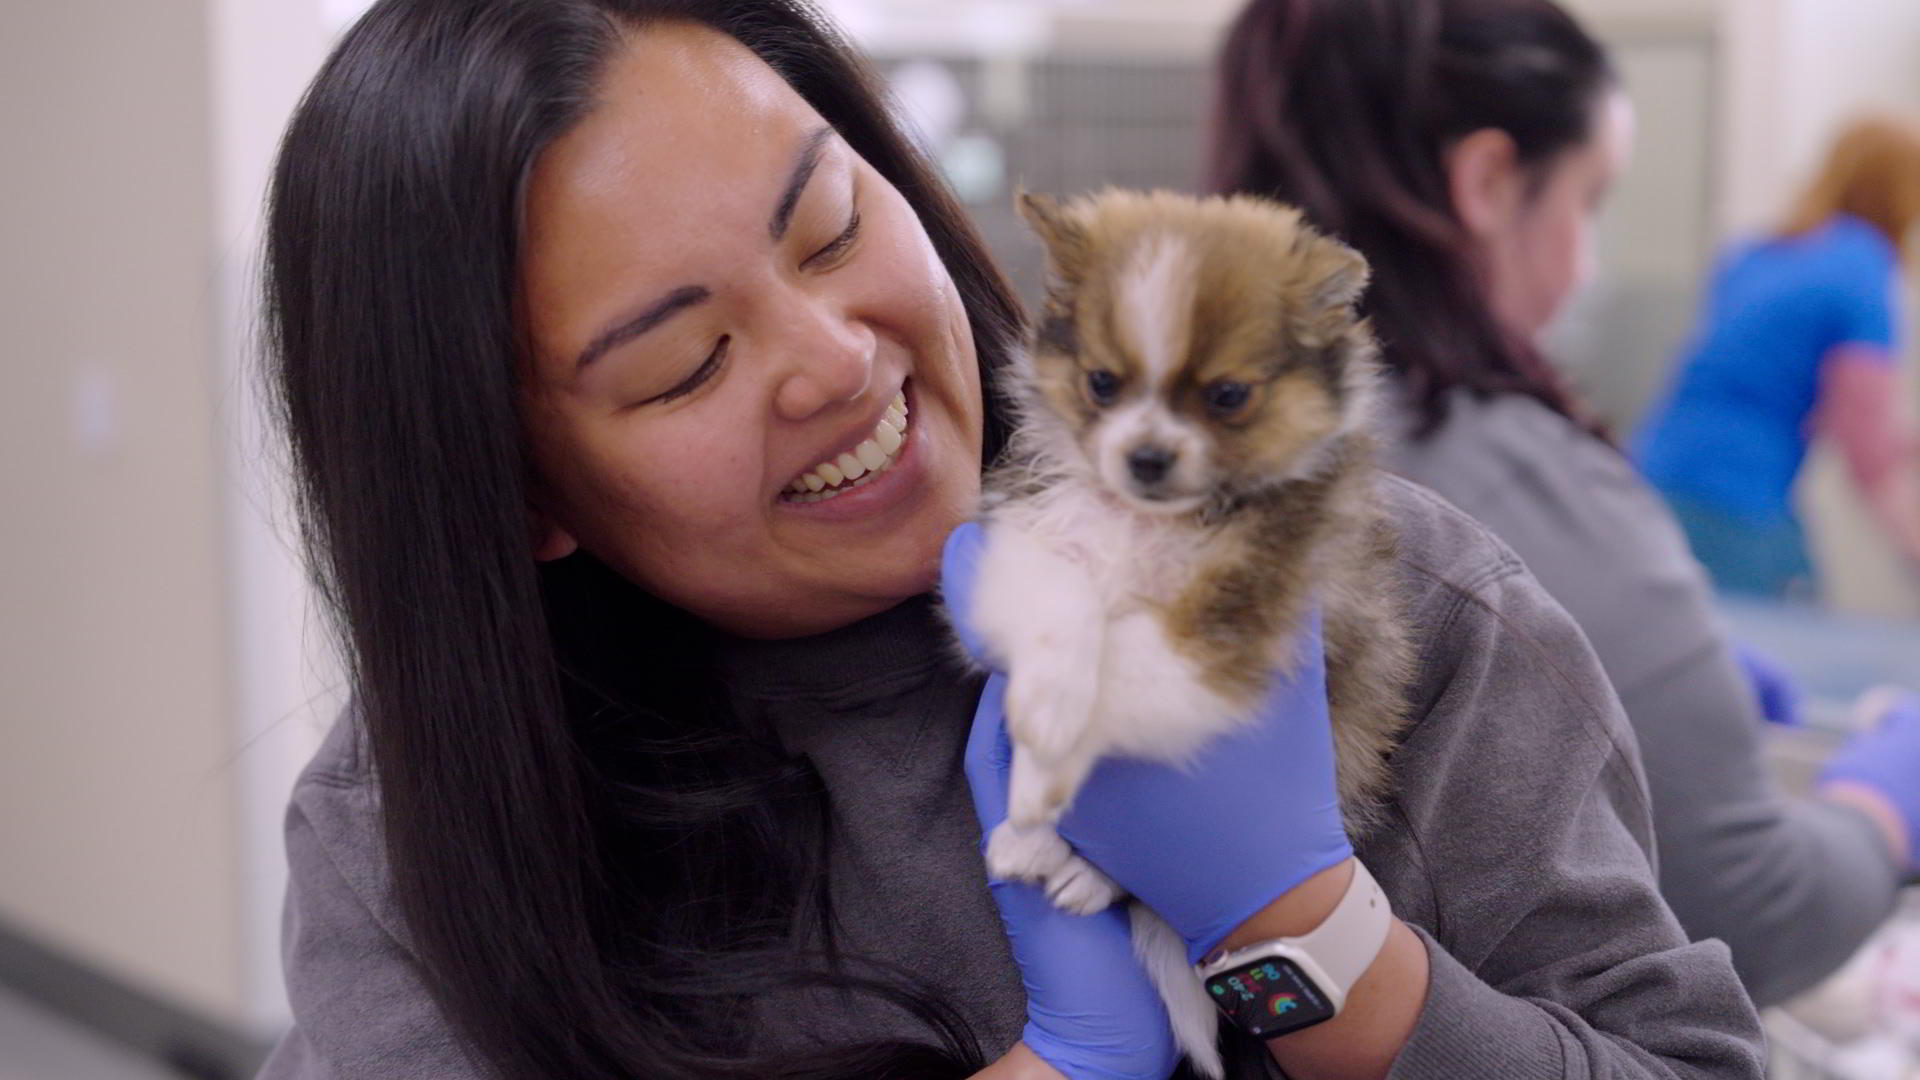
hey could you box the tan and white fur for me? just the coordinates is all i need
[967,190,1414,1078]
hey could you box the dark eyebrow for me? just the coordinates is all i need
[769,125,835,241]
[574,285,711,373]
[571,126,834,376]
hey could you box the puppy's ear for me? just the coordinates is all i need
[1017,190,1089,281]
[1299,233,1370,314]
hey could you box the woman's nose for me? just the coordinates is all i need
[771,304,876,421]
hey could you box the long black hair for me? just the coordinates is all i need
[263,2,1021,1077]
[1208,0,1615,437]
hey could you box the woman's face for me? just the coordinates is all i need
[1476,88,1635,340]
[519,23,984,639]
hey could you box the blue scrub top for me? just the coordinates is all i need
[1635,214,1900,521]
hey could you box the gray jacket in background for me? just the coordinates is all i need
[1388,387,1902,1006]
[257,474,1764,1079]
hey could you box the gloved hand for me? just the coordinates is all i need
[945,522,1354,967]
[1822,691,1920,874]
[966,672,1181,1080]
[1733,641,1803,726]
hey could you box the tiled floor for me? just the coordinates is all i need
[0,984,184,1080]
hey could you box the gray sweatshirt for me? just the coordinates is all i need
[1388,387,1902,1006]
[257,474,1764,1079]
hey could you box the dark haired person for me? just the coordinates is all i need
[1209,0,1920,1009]
[256,1,1762,1077]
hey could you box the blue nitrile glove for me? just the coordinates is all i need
[1821,691,1920,873]
[944,522,1354,967]
[966,673,1181,1080]
[1733,641,1804,726]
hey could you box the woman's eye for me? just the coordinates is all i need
[801,207,862,270]
[1087,369,1121,405]
[640,336,729,406]
[1204,380,1252,416]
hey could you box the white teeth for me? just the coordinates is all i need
[784,387,912,501]
[786,464,892,503]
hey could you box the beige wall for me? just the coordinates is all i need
[0,0,245,1025]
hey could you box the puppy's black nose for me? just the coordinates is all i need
[1127,446,1176,485]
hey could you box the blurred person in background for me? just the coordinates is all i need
[1635,112,1920,600]
[1210,0,1920,1008]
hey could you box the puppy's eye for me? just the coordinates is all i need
[1204,381,1252,416]
[1086,369,1121,406]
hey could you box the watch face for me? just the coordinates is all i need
[1203,956,1336,1038]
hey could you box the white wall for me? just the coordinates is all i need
[0,0,241,1025]
[0,0,337,1038]
[1719,0,1920,235]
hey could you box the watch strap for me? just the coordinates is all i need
[1289,859,1389,993]
[1197,859,1390,998]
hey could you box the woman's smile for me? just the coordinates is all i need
[781,382,909,503]
[776,379,926,521]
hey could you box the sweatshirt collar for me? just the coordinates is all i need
[713,593,962,705]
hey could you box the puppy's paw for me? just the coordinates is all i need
[985,820,1073,883]
[1044,855,1124,915]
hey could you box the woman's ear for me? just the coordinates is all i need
[1446,127,1525,243]
[530,506,579,562]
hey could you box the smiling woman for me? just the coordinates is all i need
[256,2,1765,1080]
[516,24,988,637]
[260,2,1021,1077]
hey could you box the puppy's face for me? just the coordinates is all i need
[1018,191,1372,514]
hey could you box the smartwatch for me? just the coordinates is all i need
[1194,860,1390,1039]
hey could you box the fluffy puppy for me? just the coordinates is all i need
[964,189,1414,1078]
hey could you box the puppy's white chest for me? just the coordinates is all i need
[1016,485,1199,615]
[974,482,1245,786]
